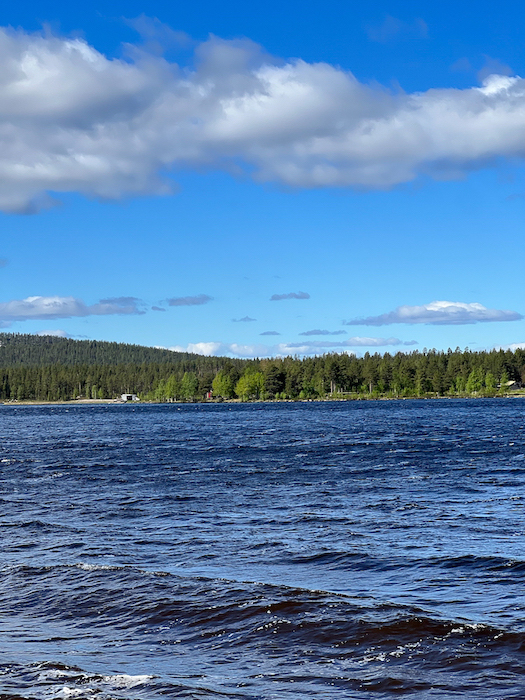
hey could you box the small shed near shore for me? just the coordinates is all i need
[121,393,139,402]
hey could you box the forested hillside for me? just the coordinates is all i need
[0,332,217,366]
[0,333,524,402]
[0,333,245,401]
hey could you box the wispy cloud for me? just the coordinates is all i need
[345,301,523,326]
[450,57,473,73]
[478,55,513,82]
[365,15,428,43]
[167,336,416,358]
[98,296,142,308]
[0,295,145,323]
[124,15,192,52]
[299,329,346,336]
[260,330,281,336]
[232,316,256,322]
[166,294,213,307]
[450,55,514,83]
[152,305,166,312]
[270,291,310,301]
[2,26,525,213]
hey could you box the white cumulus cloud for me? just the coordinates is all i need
[36,329,69,337]
[345,301,523,326]
[168,341,225,355]
[1,26,525,212]
[168,341,270,357]
[0,295,144,322]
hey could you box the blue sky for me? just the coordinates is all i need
[1,0,525,357]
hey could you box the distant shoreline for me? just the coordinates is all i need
[2,394,525,406]
[1,398,123,406]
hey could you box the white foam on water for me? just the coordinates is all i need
[38,669,153,698]
[37,669,70,680]
[388,641,421,658]
[55,687,93,698]
[103,674,153,687]
[75,562,120,571]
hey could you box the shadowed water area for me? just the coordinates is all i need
[0,400,524,698]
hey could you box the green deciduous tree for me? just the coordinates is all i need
[466,367,484,393]
[181,372,198,400]
[484,371,496,391]
[235,371,265,401]
[165,374,181,400]
[212,371,235,398]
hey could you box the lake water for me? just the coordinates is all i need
[1,400,525,698]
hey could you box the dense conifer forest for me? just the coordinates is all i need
[0,332,524,402]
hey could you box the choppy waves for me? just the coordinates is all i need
[1,562,525,699]
[1,400,525,698]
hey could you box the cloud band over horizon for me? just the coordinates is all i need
[169,336,417,358]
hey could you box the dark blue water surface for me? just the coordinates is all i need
[1,399,525,699]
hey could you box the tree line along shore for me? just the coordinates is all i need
[0,333,524,402]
